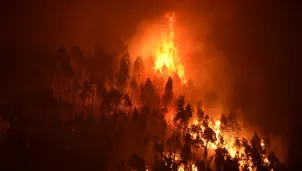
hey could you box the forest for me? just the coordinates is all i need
[0,43,300,171]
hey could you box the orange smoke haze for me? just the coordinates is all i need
[127,10,234,118]
[127,11,288,163]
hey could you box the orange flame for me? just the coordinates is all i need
[146,12,271,171]
[153,12,186,84]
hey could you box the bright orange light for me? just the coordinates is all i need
[139,12,271,171]
[186,117,270,170]
[153,12,186,84]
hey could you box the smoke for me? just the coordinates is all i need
[5,0,296,161]
[127,7,236,116]
[125,3,294,160]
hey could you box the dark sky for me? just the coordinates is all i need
[1,0,301,139]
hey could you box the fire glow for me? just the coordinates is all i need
[152,12,186,84]
[147,12,270,171]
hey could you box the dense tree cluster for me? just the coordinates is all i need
[0,45,299,171]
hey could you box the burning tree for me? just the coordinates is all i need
[26,10,290,171]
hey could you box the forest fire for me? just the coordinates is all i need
[147,12,272,171]
[1,1,297,171]
[152,12,186,84]
[163,110,271,171]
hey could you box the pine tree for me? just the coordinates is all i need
[140,78,160,109]
[162,77,173,108]
[130,76,138,100]
[134,56,144,76]
[117,51,131,92]
[55,45,74,104]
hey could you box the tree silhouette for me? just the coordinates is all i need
[55,45,74,104]
[185,104,193,122]
[94,44,114,79]
[78,80,92,114]
[181,133,192,165]
[220,110,241,133]
[185,79,196,104]
[155,151,179,171]
[70,44,84,72]
[214,147,228,171]
[173,96,185,131]
[195,160,206,171]
[153,141,164,161]
[117,51,131,92]
[72,80,81,111]
[55,45,74,77]
[267,151,283,170]
[1,43,291,171]
[166,128,181,154]
[202,126,217,166]
[173,96,193,138]
[140,78,160,109]
[214,147,239,171]
[196,100,205,121]
[132,107,139,122]
[130,76,138,100]
[241,138,253,169]
[224,156,239,171]
[90,83,97,113]
[162,77,173,108]
[99,87,108,114]
[106,88,122,113]
[56,45,68,67]
[250,132,266,170]
[119,93,132,114]
[191,124,204,161]
[153,157,171,171]
[127,153,146,171]
[134,55,144,78]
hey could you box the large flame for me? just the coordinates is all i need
[139,12,271,171]
[153,12,186,84]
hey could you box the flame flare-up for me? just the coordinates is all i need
[145,12,271,171]
[153,12,186,84]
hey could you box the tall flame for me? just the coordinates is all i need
[146,12,271,171]
[153,12,186,83]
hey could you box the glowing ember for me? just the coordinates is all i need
[163,109,270,171]
[188,117,269,170]
[153,12,186,84]
[191,164,198,171]
[177,164,185,171]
